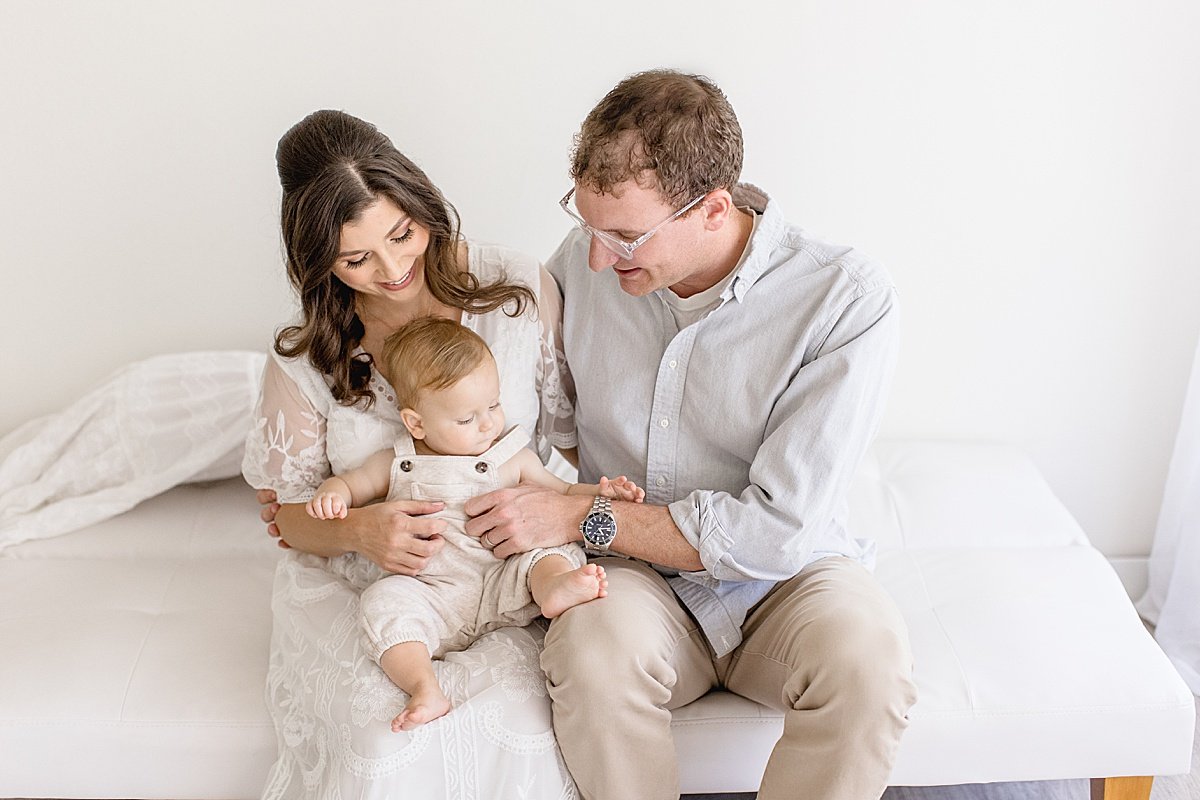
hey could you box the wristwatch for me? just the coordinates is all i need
[580,496,617,551]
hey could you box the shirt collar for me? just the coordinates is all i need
[727,183,783,302]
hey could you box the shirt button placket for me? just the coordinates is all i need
[648,332,689,504]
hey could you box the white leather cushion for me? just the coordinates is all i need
[0,478,280,798]
[2,453,1192,797]
[672,545,1195,792]
[881,546,1194,783]
[6,478,276,562]
[672,689,784,794]
[849,441,1089,552]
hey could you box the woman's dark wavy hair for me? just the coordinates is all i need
[274,110,534,408]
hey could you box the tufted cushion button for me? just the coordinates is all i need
[400,460,413,472]
[475,462,488,473]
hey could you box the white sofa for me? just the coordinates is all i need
[0,440,1193,798]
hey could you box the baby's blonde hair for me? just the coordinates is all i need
[381,317,494,409]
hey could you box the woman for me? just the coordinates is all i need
[242,110,577,799]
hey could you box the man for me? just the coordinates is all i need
[463,69,918,800]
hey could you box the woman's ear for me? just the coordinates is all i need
[400,408,425,439]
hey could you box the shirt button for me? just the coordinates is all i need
[655,476,666,487]
[660,418,670,428]
[669,360,678,369]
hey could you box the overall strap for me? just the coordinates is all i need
[392,432,417,457]
[482,427,532,466]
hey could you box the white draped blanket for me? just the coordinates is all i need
[0,351,266,550]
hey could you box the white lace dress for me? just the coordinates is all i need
[242,242,579,800]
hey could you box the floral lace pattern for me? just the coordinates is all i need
[348,666,407,728]
[244,243,578,799]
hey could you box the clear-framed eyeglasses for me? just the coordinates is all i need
[559,187,707,261]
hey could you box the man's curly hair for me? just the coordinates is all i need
[570,69,743,206]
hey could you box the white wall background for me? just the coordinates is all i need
[2,1,1198,574]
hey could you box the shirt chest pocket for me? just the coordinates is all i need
[409,482,486,504]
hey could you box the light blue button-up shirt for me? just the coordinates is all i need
[546,185,898,657]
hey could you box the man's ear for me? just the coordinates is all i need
[400,408,425,440]
[700,189,735,231]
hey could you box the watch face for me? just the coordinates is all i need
[583,513,616,546]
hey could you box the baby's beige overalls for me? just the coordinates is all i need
[359,427,584,661]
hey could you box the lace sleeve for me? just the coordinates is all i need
[534,266,577,460]
[241,354,330,503]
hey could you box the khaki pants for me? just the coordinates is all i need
[540,557,917,800]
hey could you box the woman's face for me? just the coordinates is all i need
[332,197,432,305]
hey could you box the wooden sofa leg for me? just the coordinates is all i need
[1090,776,1153,800]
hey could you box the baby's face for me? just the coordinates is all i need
[411,358,505,457]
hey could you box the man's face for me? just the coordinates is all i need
[572,180,707,297]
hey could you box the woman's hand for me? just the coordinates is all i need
[257,488,447,574]
[257,489,287,548]
[348,500,448,575]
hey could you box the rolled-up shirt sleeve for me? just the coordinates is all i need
[668,285,899,582]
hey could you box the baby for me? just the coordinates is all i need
[306,316,644,732]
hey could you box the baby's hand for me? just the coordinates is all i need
[307,492,348,520]
[598,475,646,503]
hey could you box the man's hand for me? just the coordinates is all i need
[464,484,591,559]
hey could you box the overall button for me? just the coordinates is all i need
[399,460,413,472]
[475,462,489,473]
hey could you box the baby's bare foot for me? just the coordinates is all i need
[538,563,608,619]
[391,685,451,732]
